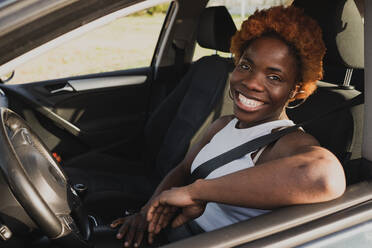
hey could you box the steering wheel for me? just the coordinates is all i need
[0,108,91,247]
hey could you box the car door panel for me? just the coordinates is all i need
[2,67,152,160]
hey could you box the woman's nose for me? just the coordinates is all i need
[242,72,265,92]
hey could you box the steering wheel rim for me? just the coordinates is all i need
[0,107,89,241]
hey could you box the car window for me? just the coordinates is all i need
[192,0,293,61]
[9,2,170,84]
[301,220,372,248]
[0,0,18,9]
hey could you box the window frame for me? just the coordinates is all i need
[0,0,175,83]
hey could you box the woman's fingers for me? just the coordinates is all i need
[161,206,177,228]
[146,206,155,222]
[147,199,160,222]
[116,220,129,239]
[133,225,145,247]
[148,204,162,244]
[156,209,168,232]
[124,222,137,247]
[155,206,174,233]
[148,204,164,233]
[112,213,151,248]
[148,204,175,236]
[148,231,155,244]
[126,213,150,247]
[171,213,190,228]
[110,217,125,228]
[132,215,146,247]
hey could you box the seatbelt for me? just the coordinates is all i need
[190,93,364,182]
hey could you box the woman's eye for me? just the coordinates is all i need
[239,63,251,70]
[268,75,281,81]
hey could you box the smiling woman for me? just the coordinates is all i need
[0,0,367,247]
[110,5,346,248]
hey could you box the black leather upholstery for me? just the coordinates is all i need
[294,0,364,91]
[197,6,237,52]
[65,6,237,222]
[147,55,234,179]
[287,82,363,163]
[290,0,364,170]
[295,0,364,69]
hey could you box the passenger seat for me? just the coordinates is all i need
[288,0,364,183]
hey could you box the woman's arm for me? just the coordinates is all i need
[112,116,233,247]
[191,145,345,209]
[147,131,346,229]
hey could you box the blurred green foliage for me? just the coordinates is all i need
[130,3,169,16]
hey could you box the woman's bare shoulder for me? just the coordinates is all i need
[272,129,320,157]
[213,115,235,128]
[210,115,235,132]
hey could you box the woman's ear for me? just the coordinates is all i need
[289,84,299,99]
[287,84,306,109]
[289,84,306,103]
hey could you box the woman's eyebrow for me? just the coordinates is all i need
[241,55,284,74]
[267,67,283,73]
[240,56,254,64]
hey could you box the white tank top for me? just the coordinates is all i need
[191,118,295,232]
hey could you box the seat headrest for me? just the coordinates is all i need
[295,0,364,69]
[197,6,237,53]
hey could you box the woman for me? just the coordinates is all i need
[111,5,346,247]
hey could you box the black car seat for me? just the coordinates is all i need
[65,6,236,222]
[288,0,364,183]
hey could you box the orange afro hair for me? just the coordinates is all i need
[230,5,326,100]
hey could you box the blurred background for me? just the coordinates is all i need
[10,0,292,84]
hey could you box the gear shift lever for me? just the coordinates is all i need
[73,183,88,200]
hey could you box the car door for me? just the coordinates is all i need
[0,1,176,163]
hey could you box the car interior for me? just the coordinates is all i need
[0,0,370,247]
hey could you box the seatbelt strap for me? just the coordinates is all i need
[190,93,364,182]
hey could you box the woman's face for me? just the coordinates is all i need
[230,36,299,128]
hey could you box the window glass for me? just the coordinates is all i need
[10,2,170,84]
[302,220,372,248]
[193,0,293,61]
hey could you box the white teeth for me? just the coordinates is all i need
[238,93,264,108]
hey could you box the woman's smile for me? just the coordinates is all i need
[235,91,265,112]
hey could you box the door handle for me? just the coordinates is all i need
[50,84,75,94]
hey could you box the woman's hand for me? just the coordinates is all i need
[111,206,150,247]
[146,186,206,241]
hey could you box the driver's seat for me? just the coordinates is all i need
[65,6,237,224]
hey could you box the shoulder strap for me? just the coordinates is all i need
[189,124,300,182]
[190,93,364,182]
